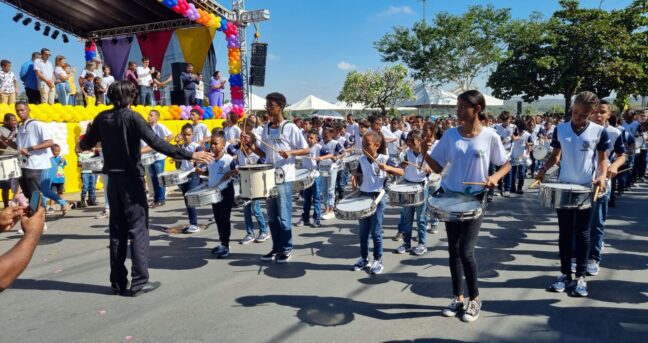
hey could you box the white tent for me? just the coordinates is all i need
[248,93,267,111]
[287,95,341,111]
[396,84,457,108]
[334,101,365,111]
[483,93,504,107]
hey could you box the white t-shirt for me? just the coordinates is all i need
[79,69,95,80]
[380,126,397,144]
[353,129,363,153]
[403,149,429,183]
[551,121,609,185]
[0,71,16,94]
[320,139,343,169]
[54,66,67,83]
[388,129,403,156]
[141,123,172,161]
[301,143,324,171]
[605,125,624,162]
[136,66,152,87]
[33,58,54,86]
[252,126,263,139]
[494,123,515,150]
[192,123,210,143]
[346,122,358,139]
[430,127,507,194]
[207,154,235,187]
[180,142,199,170]
[196,81,204,100]
[16,120,53,170]
[224,125,241,144]
[357,154,393,193]
[102,75,115,89]
[261,121,308,182]
[511,131,532,164]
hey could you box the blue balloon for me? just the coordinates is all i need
[219,17,228,31]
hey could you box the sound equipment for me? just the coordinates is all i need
[171,62,188,90]
[517,101,522,117]
[250,43,268,87]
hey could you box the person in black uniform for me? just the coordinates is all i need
[79,81,214,297]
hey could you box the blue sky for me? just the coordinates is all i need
[0,0,633,103]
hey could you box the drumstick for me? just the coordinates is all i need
[593,185,600,201]
[259,138,280,153]
[463,181,487,186]
[401,160,419,168]
[374,189,386,206]
[362,149,378,164]
[529,179,541,189]
[617,167,631,174]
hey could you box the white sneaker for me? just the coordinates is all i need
[503,191,510,197]
[95,209,110,219]
[183,225,201,234]
[572,277,588,297]
[550,274,570,292]
[462,299,482,322]
[322,212,335,220]
[369,259,384,275]
[586,259,600,276]
[413,244,427,256]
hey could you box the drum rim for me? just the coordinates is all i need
[238,164,275,171]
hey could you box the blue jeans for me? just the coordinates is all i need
[267,182,293,253]
[322,170,337,208]
[510,164,526,191]
[148,159,166,203]
[336,168,348,197]
[68,94,77,106]
[81,173,97,202]
[40,171,67,206]
[178,173,201,225]
[398,186,428,245]
[55,83,68,105]
[140,86,155,106]
[302,177,322,223]
[359,193,386,260]
[244,200,268,235]
[589,187,610,262]
[502,170,512,192]
[622,155,634,188]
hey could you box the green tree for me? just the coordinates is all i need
[488,0,647,111]
[337,65,414,115]
[375,5,511,91]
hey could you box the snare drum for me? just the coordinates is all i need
[319,161,342,177]
[342,154,361,172]
[141,152,156,166]
[158,169,191,187]
[335,196,376,220]
[292,169,316,193]
[185,184,223,207]
[531,145,550,160]
[0,155,21,180]
[428,173,441,191]
[428,193,483,222]
[538,183,593,209]
[387,182,425,207]
[81,156,104,173]
[238,164,276,200]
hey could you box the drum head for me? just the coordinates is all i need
[185,184,209,196]
[542,183,591,191]
[532,145,549,160]
[336,197,374,211]
[429,194,481,212]
[389,183,423,192]
[239,164,274,171]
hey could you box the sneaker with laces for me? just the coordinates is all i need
[182,225,201,234]
[322,212,335,220]
[413,244,427,256]
[255,232,269,242]
[351,257,370,271]
[295,218,305,227]
[240,234,255,245]
[395,243,412,254]
[310,221,321,228]
[369,259,384,275]
[95,209,110,219]
[549,274,570,292]
[503,191,511,197]
[46,207,55,215]
[276,251,292,263]
[442,298,464,317]
[260,250,279,261]
[586,259,600,276]
[392,232,404,242]
[462,299,482,322]
[572,277,588,297]
[211,244,230,258]
[571,258,577,273]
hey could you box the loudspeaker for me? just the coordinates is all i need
[517,101,522,116]
[171,62,188,90]
[170,90,185,105]
[251,43,267,66]
[250,66,265,87]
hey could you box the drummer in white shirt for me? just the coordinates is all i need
[223,113,242,145]
[368,115,397,162]
[536,91,614,298]
[494,111,515,197]
[353,120,370,154]
[140,110,173,208]
[509,119,533,194]
[422,90,510,323]
[245,92,309,263]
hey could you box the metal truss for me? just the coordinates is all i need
[1,0,86,37]
[88,19,197,39]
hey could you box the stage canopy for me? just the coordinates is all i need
[1,0,234,38]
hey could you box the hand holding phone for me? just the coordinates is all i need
[29,191,43,217]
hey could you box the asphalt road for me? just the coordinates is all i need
[1,180,647,343]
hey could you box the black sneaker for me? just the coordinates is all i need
[276,251,292,263]
[260,250,279,262]
[442,298,464,317]
[88,200,98,206]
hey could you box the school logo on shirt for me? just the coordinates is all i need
[581,141,593,152]
[474,149,486,159]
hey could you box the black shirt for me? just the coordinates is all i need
[80,108,193,176]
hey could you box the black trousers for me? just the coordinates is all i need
[445,217,482,299]
[211,184,235,247]
[25,88,41,104]
[19,168,43,200]
[107,174,150,292]
[557,208,592,278]
[633,149,647,182]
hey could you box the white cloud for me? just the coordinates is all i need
[378,5,415,17]
[337,61,357,71]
